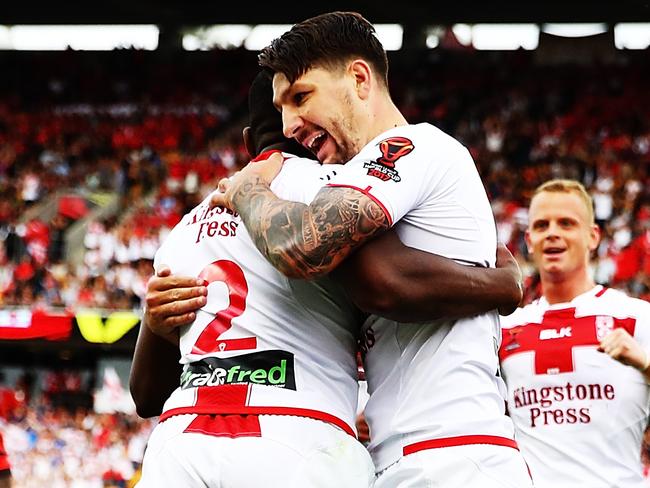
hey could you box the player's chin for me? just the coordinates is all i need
[316,138,342,164]
[541,261,567,275]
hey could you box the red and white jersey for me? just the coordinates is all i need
[154,153,363,436]
[499,285,650,488]
[329,123,515,471]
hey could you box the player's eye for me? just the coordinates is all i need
[294,91,309,106]
[533,221,547,230]
[559,219,575,228]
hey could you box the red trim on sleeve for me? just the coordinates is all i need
[251,149,283,162]
[403,435,519,456]
[595,287,608,298]
[160,406,355,438]
[326,183,393,226]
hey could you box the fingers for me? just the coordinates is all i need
[149,296,206,322]
[144,294,208,337]
[210,190,228,209]
[148,274,206,293]
[598,328,645,369]
[496,243,517,269]
[146,285,207,310]
[218,178,230,193]
[157,266,171,277]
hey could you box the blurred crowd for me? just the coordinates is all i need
[0,372,154,487]
[0,49,648,311]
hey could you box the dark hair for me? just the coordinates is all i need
[258,11,388,87]
[248,71,310,157]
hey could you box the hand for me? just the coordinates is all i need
[210,152,284,209]
[355,412,370,444]
[495,243,523,316]
[143,267,208,345]
[598,328,649,372]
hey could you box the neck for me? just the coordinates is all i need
[365,94,408,143]
[541,268,596,305]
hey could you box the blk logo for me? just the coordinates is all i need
[539,327,572,340]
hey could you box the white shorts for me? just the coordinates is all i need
[137,414,375,488]
[374,444,533,488]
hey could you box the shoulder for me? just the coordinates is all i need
[592,287,650,318]
[500,301,543,329]
[375,123,466,152]
[272,155,344,204]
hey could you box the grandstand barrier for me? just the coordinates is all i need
[0,307,140,344]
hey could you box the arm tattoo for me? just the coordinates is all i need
[231,176,390,279]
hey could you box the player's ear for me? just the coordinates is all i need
[243,127,255,158]
[588,223,601,252]
[348,59,372,100]
[524,229,533,255]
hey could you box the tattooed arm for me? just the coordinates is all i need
[213,155,390,279]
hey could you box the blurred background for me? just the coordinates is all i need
[0,1,649,486]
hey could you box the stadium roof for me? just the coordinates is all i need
[4,0,650,25]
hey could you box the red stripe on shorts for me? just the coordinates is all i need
[403,434,519,456]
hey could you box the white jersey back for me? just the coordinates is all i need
[155,154,363,435]
[500,286,650,488]
[328,123,515,471]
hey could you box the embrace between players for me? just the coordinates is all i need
[130,12,650,488]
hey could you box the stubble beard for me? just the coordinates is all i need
[329,94,363,164]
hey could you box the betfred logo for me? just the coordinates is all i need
[539,327,572,340]
[363,136,414,182]
[180,350,296,390]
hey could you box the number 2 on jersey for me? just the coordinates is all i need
[191,260,257,355]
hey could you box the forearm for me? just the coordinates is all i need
[335,232,519,322]
[231,177,389,279]
[129,320,182,418]
[386,263,516,322]
[230,175,318,278]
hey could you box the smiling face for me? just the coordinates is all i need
[272,66,367,164]
[525,190,600,282]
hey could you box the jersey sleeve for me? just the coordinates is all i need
[271,156,342,205]
[631,299,650,350]
[325,126,468,227]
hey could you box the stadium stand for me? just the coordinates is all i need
[0,46,648,486]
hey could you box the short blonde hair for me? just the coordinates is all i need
[533,179,595,225]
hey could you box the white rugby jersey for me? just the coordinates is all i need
[155,153,364,435]
[499,285,650,488]
[328,123,516,471]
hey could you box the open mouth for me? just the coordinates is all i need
[305,131,328,157]
[543,247,566,256]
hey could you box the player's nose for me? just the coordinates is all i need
[282,107,302,139]
[546,222,561,238]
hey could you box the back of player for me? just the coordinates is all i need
[500,286,650,488]
[138,155,374,487]
[328,122,532,487]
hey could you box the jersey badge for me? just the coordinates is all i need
[503,326,523,351]
[363,136,414,182]
[595,316,614,341]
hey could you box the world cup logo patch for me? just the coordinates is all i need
[363,136,414,182]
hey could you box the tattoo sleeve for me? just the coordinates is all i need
[231,175,390,279]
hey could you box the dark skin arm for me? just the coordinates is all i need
[214,154,521,319]
[334,232,522,322]
[129,268,207,418]
[129,320,182,418]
